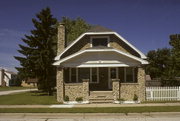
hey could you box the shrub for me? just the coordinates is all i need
[75,97,83,102]
[133,94,138,101]
[64,95,69,101]
[117,98,125,101]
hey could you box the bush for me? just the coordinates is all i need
[75,97,83,102]
[133,94,138,101]
[64,95,69,101]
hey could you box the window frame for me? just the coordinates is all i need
[90,68,99,83]
[90,36,110,47]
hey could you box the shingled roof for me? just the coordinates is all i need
[87,25,114,32]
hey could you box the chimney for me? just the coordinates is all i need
[57,23,65,55]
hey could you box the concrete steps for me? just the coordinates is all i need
[89,91,114,103]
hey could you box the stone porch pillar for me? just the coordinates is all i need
[82,79,89,101]
[57,67,64,102]
[112,79,120,100]
[138,67,146,102]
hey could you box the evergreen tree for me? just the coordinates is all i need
[15,7,57,95]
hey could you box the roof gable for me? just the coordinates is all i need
[55,32,147,60]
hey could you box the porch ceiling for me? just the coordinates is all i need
[53,49,148,67]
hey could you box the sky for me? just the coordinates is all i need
[0,0,180,72]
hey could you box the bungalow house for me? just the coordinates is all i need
[53,24,148,103]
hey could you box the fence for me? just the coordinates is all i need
[146,86,180,101]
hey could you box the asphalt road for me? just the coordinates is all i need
[0,112,180,121]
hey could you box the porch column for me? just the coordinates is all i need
[112,79,120,100]
[138,67,145,102]
[57,67,64,102]
[82,79,89,101]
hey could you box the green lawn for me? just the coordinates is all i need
[0,86,35,91]
[1,106,180,113]
[0,91,58,105]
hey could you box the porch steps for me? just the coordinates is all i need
[89,91,114,103]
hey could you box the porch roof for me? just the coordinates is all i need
[53,48,148,67]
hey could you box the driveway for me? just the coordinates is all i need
[0,112,180,121]
[0,89,37,96]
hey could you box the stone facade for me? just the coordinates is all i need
[82,79,89,101]
[64,83,83,101]
[56,67,64,102]
[113,67,145,102]
[112,79,120,100]
[57,23,65,55]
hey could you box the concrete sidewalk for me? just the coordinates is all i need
[0,89,37,96]
[0,103,180,108]
[0,112,180,121]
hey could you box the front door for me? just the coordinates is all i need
[99,67,109,90]
[89,67,109,91]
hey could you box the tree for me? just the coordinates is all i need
[146,48,171,79]
[15,7,58,95]
[169,34,180,76]
[61,17,90,46]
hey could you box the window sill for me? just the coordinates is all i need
[121,83,139,85]
[64,83,83,86]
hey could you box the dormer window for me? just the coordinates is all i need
[90,36,110,47]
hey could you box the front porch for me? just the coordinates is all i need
[57,67,145,103]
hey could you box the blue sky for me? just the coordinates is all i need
[0,0,180,72]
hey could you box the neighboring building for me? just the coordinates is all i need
[21,78,38,87]
[145,75,162,86]
[53,24,148,103]
[0,68,17,87]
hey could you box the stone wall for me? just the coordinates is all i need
[120,83,139,101]
[82,79,89,101]
[112,79,120,100]
[64,83,84,101]
[118,67,145,101]
[56,67,64,102]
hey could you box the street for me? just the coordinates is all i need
[0,112,180,121]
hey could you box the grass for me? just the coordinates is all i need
[0,86,35,91]
[0,91,59,105]
[143,100,180,103]
[0,106,180,113]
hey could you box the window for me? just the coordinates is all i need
[78,68,90,82]
[90,68,98,83]
[91,36,109,47]
[126,68,133,82]
[71,68,77,83]
[118,67,138,83]
[110,68,117,79]
[64,68,69,83]
[118,67,124,82]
